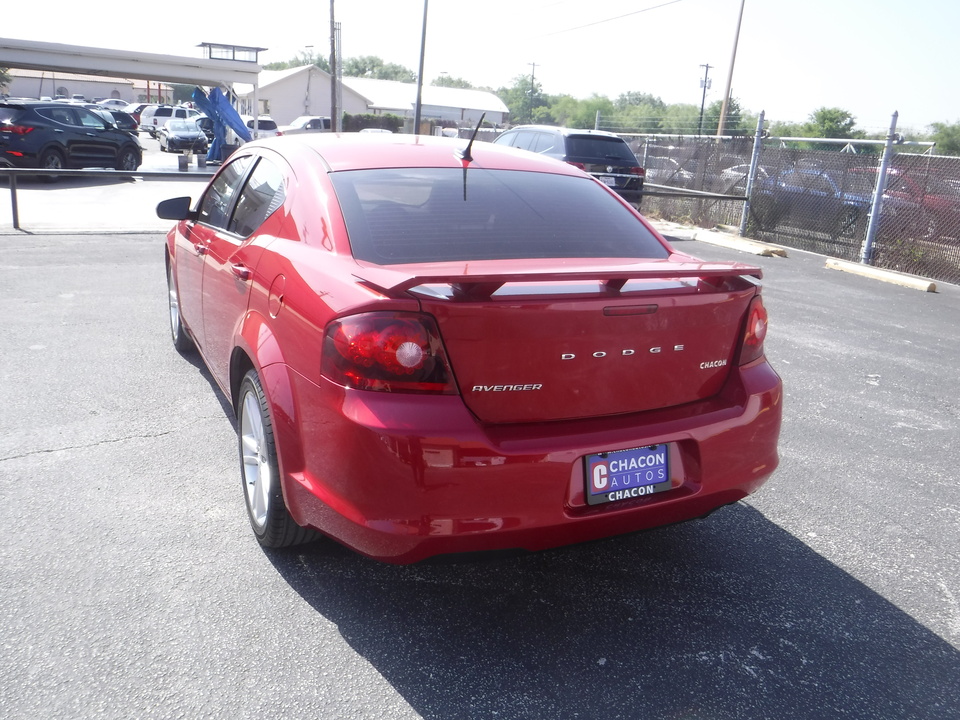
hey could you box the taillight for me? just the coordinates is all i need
[0,124,34,135]
[566,161,586,171]
[322,312,457,394]
[738,295,768,365]
[631,167,646,178]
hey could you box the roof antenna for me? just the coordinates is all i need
[457,112,486,163]
[458,113,486,201]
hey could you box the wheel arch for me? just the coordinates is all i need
[230,314,307,522]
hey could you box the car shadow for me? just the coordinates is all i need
[175,345,238,432]
[263,504,959,719]
[2,173,139,190]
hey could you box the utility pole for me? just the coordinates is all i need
[414,0,428,134]
[717,0,745,136]
[528,62,537,123]
[698,63,712,136]
[330,0,338,131]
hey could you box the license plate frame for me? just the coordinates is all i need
[599,175,617,187]
[584,444,671,506]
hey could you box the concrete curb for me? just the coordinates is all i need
[651,220,788,257]
[652,219,943,292]
[825,258,938,293]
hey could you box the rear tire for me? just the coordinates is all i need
[238,369,316,548]
[166,257,194,354]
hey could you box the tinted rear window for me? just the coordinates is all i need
[564,136,638,165]
[331,168,667,265]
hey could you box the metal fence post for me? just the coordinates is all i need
[738,110,765,236]
[8,174,20,230]
[860,111,898,264]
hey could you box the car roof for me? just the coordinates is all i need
[1,100,79,109]
[502,124,626,141]
[248,132,590,176]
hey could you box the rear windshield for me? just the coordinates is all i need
[331,167,667,265]
[250,120,278,130]
[564,136,638,165]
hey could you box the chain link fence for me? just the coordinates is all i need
[628,136,960,285]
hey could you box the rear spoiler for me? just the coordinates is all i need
[354,262,763,299]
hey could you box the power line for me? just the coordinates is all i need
[543,0,685,37]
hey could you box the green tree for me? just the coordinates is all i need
[767,119,803,137]
[496,74,547,124]
[703,97,747,136]
[550,94,614,129]
[928,121,960,156]
[432,75,473,88]
[800,107,866,139]
[342,56,415,82]
[264,49,330,72]
[615,91,666,113]
[616,102,665,133]
[659,103,701,135]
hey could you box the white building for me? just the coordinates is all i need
[235,67,508,127]
[3,68,173,103]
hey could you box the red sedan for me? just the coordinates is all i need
[159,132,782,564]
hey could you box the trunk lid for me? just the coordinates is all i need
[359,261,761,424]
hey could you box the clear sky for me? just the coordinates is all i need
[6,0,957,134]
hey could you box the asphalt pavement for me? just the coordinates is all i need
[2,144,959,719]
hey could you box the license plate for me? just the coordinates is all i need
[584,444,671,506]
[600,175,617,187]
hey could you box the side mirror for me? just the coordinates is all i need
[156,196,196,221]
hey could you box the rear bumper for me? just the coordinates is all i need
[271,359,782,564]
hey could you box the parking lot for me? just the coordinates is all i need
[1,159,959,718]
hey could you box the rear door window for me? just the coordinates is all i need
[38,107,78,126]
[228,159,286,236]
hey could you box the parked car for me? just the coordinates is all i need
[140,105,201,138]
[713,163,769,194]
[492,125,645,205]
[92,108,139,135]
[643,156,696,188]
[158,118,208,154]
[195,116,215,141]
[0,100,142,176]
[754,167,918,239]
[850,166,960,240]
[242,116,283,139]
[123,103,150,124]
[98,98,130,110]
[279,116,331,134]
[157,133,782,563]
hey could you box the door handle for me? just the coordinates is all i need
[231,264,252,281]
[195,244,208,256]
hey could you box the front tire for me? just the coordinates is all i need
[238,370,315,548]
[116,146,140,171]
[38,148,64,183]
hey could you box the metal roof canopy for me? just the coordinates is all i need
[0,37,261,86]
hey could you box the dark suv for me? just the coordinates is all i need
[0,101,142,176]
[492,125,645,205]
